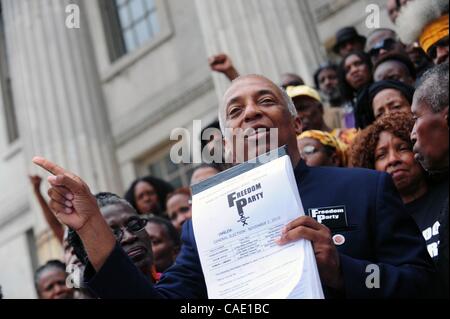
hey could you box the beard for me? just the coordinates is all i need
[322,87,342,105]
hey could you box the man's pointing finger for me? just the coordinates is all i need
[32,157,66,176]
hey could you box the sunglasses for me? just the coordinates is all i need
[111,216,148,242]
[369,38,397,58]
[427,36,449,60]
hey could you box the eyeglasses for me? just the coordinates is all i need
[300,145,319,157]
[369,38,397,58]
[111,216,148,242]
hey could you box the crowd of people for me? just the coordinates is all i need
[11,0,448,299]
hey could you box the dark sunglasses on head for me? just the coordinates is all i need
[369,38,397,57]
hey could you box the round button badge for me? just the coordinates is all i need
[332,234,346,246]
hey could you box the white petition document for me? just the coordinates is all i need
[192,155,324,299]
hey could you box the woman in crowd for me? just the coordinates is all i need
[338,51,373,128]
[68,193,159,285]
[350,112,426,204]
[166,187,192,233]
[97,192,158,282]
[350,112,448,262]
[124,176,174,217]
[34,260,74,300]
[355,80,415,129]
[145,216,181,273]
[297,130,348,168]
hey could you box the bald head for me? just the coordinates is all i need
[219,74,301,165]
[219,75,297,132]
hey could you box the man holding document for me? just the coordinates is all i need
[190,146,325,298]
[33,74,435,298]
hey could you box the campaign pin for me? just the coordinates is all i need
[332,234,345,246]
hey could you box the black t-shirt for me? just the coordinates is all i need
[406,178,449,262]
[437,198,449,297]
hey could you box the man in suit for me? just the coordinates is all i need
[33,74,435,298]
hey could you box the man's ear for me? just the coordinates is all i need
[294,116,303,135]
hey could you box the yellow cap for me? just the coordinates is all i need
[286,85,321,102]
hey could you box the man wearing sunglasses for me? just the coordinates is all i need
[366,28,406,64]
[427,36,449,65]
[397,0,449,65]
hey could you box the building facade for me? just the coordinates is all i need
[0,0,392,298]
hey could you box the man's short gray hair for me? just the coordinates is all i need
[218,74,298,133]
[414,62,449,113]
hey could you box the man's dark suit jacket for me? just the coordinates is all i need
[84,161,435,298]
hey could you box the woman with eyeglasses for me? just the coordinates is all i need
[68,192,159,284]
[297,130,348,168]
[166,187,192,233]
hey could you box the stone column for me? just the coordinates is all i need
[2,0,122,195]
[195,0,325,98]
